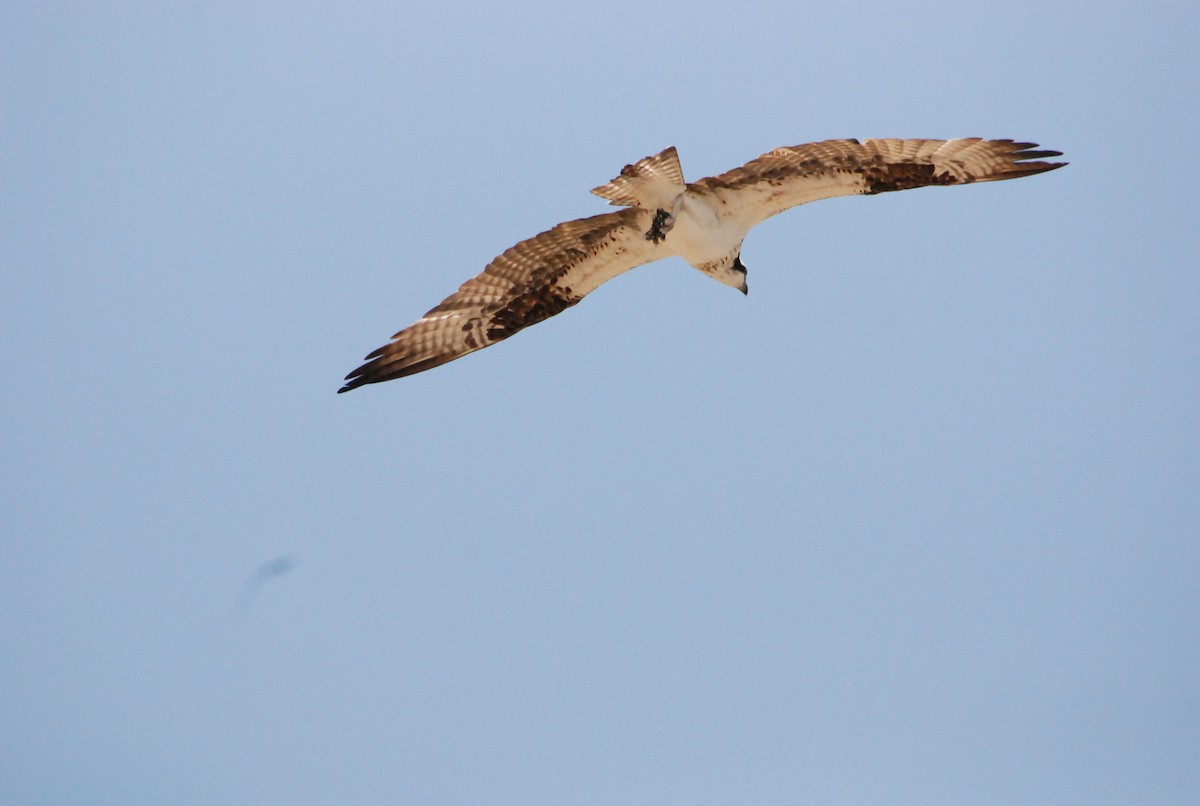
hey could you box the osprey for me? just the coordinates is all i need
[339,137,1064,392]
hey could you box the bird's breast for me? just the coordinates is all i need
[670,192,746,269]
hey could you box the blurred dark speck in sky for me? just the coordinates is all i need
[236,555,297,615]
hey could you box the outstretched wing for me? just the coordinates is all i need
[339,207,661,392]
[691,138,1065,228]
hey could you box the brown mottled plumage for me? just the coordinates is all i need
[340,138,1064,392]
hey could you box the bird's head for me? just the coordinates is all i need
[719,254,748,295]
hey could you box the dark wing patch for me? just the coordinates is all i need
[860,160,956,194]
[486,277,580,341]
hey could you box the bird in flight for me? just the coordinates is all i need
[339,137,1064,392]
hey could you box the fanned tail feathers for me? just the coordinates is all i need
[590,146,686,210]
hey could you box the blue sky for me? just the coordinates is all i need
[3,1,1197,803]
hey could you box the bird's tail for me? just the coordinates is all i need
[591,146,686,210]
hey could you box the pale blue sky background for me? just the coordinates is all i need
[3,2,1197,803]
